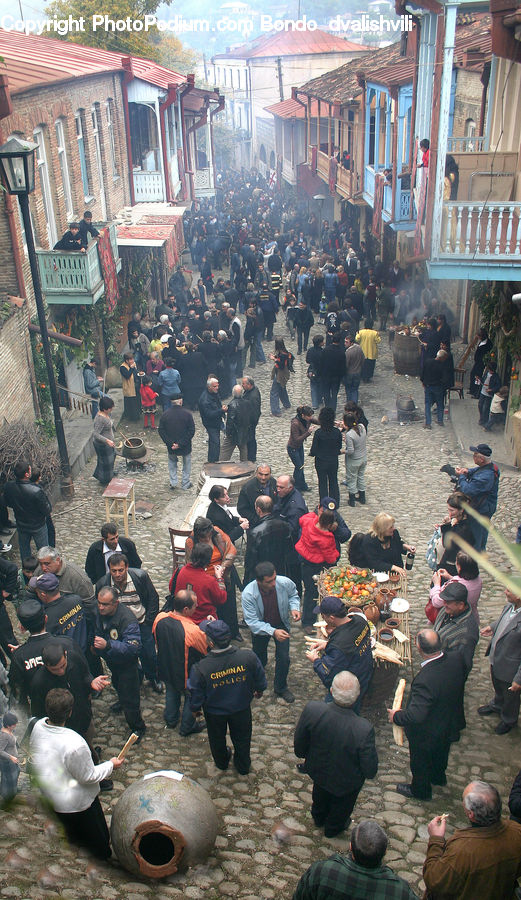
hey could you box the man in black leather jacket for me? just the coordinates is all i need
[243,497,294,586]
[4,459,52,562]
[198,377,226,462]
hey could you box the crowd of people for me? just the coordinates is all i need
[0,168,519,898]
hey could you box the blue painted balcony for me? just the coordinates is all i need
[36,223,121,306]
[364,166,412,228]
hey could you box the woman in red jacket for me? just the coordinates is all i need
[175,543,227,624]
[295,509,340,633]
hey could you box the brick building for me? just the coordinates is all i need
[0,31,222,423]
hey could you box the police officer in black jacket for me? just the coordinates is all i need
[93,586,146,741]
[188,619,266,774]
[9,600,81,710]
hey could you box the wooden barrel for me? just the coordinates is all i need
[393,332,421,376]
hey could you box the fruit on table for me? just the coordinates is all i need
[321,565,378,603]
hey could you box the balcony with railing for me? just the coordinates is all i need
[133,169,164,201]
[316,150,330,183]
[438,202,521,259]
[194,166,215,198]
[447,135,486,153]
[36,222,121,306]
[336,165,353,198]
[426,147,521,278]
[365,166,412,226]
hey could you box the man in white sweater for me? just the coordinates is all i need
[30,688,124,859]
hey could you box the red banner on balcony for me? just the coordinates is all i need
[372,174,384,239]
[413,174,428,257]
[97,227,119,312]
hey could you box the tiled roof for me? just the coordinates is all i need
[298,41,401,104]
[213,28,362,60]
[264,97,320,118]
[297,14,491,103]
[0,29,186,94]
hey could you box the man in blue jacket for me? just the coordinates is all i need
[456,444,500,551]
[93,586,146,742]
[188,619,266,774]
[241,561,301,703]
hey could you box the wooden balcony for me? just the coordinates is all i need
[317,150,331,184]
[336,165,353,198]
[36,222,121,306]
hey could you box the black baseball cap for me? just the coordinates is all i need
[469,444,492,457]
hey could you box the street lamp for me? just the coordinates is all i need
[313,193,326,250]
[0,137,74,498]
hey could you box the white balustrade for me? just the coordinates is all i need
[446,135,485,153]
[437,200,521,260]
[133,170,164,201]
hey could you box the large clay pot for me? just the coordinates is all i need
[105,365,123,389]
[123,437,146,459]
[111,772,219,878]
[377,588,396,610]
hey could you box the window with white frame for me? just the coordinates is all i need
[33,127,58,248]
[55,119,73,219]
[75,110,91,199]
[105,99,119,177]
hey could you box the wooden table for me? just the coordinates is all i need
[102,477,136,536]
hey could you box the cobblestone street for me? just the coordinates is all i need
[1,321,521,899]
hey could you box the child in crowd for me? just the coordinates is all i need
[484,385,509,431]
[285,294,298,339]
[15,556,38,609]
[0,711,20,802]
[140,376,158,429]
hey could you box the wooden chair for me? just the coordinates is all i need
[448,367,465,400]
[168,527,191,569]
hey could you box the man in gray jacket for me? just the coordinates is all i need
[478,579,521,734]
[343,334,365,404]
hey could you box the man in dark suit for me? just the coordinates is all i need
[243,496,294,586]
[478,581,521,734]
[206,485,249,543]
[294,671,378,837]
[241,376,261,462]
[237,464,277,529]
[85,523,142,584]
[388,628,466,800]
